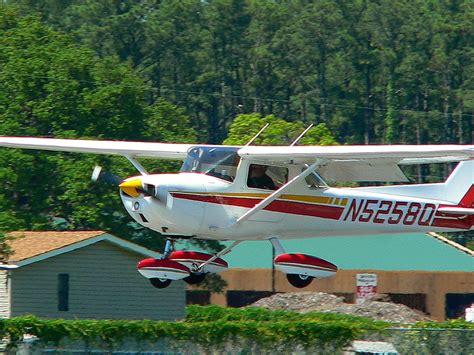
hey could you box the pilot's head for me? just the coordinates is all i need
[250,164,267,177]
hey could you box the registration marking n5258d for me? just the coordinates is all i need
[342,199,437,226]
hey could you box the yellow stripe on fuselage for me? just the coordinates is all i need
[172,191,348,207]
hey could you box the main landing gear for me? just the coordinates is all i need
[137,239,234,289]
[137,238,337,290]
[270,238,338,288]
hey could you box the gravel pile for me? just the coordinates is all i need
[251,292,430,323]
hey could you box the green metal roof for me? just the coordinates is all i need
[179,233,474,271]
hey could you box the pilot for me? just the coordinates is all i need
[248,164,276,190]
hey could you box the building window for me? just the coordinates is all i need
[58,274,69,311]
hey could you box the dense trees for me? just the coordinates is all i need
[0,8,196,250]
[224,113,337,146]
[8,0,472,145]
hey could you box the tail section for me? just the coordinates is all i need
[434,160,474,231]
[443,160,474,206]
[458,184,474,208]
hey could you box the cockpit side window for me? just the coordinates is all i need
[180,146,240,182]
[247,164,288,190]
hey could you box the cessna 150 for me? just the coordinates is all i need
[0,134,473,288]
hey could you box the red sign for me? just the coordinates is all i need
[356,273,377,303]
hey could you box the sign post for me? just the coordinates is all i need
[356,273,377,304]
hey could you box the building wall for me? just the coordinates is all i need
[0,270,9,318]
[210,269,474,321]
[10,241,185,320]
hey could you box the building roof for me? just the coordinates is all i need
[179,233,474,272]
[7,231,105,262]
[4,231,161,267]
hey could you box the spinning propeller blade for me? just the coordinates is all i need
[92,166,165,203]
[91,165,123,186]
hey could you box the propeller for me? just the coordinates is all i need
[92,165,160,200]
[91,165,123,186]
[91,165,173,208]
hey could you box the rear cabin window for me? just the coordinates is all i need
[247,164,288,190]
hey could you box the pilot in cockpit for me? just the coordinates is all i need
[247,164,276,190]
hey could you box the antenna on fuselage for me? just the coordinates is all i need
[245,123,269,146]
[290,124,314,147]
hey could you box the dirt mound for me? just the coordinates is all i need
[251,292,430,323]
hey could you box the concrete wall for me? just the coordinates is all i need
[10,241,185,320]
[210,269,474,321]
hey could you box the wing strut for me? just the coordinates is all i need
[125,155,148,175]
[245,124,269,146]
[290,124,313,146]
[235,160,322,224]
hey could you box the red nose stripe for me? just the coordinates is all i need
[274,253,338,271]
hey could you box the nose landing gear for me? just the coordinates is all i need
[137,239,232,289]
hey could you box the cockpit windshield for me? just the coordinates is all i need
[180,146,240,182]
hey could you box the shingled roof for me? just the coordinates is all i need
[3,231,161,267]
[7,231,106,262]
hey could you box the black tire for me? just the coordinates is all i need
[149,278,172,289]
[287,274,313,288]
[184,273,206,285]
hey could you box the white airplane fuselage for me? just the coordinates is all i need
[120,169,473,241]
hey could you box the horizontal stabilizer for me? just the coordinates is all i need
[437,207,474,215]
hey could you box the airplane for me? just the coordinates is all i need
[0,135,473,289]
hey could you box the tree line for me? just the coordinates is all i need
[8,0,474,145]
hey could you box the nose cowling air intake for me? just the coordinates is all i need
[119,177,159,200]
[119,178,143,198]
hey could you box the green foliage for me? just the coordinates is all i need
[5,0,474,145]
[0,230,12,262]
[412,318,474,330]
[185,305,387,327]
[1,307,471,351]
[0,7,196,250]
[0,312,381,351]
[224,113,337,146]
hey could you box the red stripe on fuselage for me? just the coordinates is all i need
[431,217,472,230]
[265,200,343,220]
[171,193,344,220]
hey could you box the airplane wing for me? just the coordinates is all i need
[238,145,474,182]
[238,145,474,162]
[0,137,194,160]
